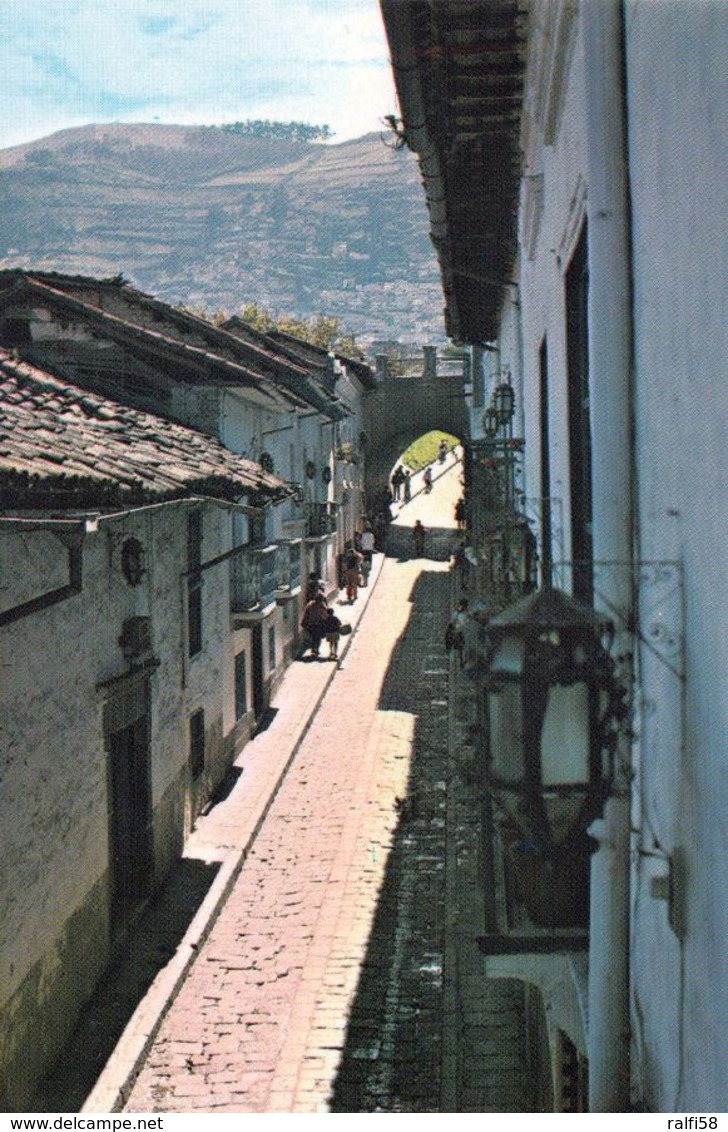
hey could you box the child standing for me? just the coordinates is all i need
[323,609,342,660]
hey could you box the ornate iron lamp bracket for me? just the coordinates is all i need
[596,560,684,682]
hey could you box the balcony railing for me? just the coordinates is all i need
[275,538,302,594]
[471,438,524,518]
[230,544,279,613]
[305,501,338,538]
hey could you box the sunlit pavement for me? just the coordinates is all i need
[70,459,532,1114]
[390,448,464,528]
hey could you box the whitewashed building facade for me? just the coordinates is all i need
[0,346,293,1107]
[383,0,728,1112]
[0,274,375,1107]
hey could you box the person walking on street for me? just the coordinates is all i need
[391,466,405,502]
[403,470,412,503]
[323,608,342,660]
[445,598,469,667]
[453,539,470,590]
[438,438,448,464]
[360,523,375,561]
[412,519,425,557]
[343,540,363,603]
[301,591,328,658]
[305,571,325,602]
[423,466,433,494]
[360,523,375,586]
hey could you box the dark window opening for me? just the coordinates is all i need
[234,650,247,719]
[187,510,203,657]
[0,318,32,347]
[565,224,594,603]
[187,509,202,570]
[539,336,553,586]
[188,586,202,657]
[189,708,205,779]
[120,537,145,586]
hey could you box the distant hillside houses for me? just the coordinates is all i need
[0,124,444,344]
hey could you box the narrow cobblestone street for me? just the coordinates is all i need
[75,462,534,1114]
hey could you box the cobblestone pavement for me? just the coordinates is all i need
[112,461,533,1113]
[122,551,427,1111]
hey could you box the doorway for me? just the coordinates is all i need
[106,677,153,932]
[251,623,266,720]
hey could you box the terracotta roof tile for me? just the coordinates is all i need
[0,348,289,509]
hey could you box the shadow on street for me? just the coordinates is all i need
[329,563,534,1113]
[32,857,220,1112]
[330,568,452,1112]
[384,521,457,564]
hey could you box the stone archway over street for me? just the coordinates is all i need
[362,353,470,500]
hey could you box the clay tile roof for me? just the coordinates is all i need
[0,271,305,412]
[0,348,290,509]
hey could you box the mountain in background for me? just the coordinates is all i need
[0,123,445,345]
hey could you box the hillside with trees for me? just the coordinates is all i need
[219,119,334,143]
[0,122,444,344]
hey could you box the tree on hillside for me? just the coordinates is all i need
[239,302,275,332]
[277,313,340,350]
[335,332,366,361]
[178,299,365,359]
[381,348,407,377]
[238,304,364,359]
[219,120,333,143]
[177,302,228,326]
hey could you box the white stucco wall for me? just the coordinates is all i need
[625,0,728,1111]
[0,497,238,1105]
[518,10,590,594]
[489,3,594,1072]
[509,0,728,1111]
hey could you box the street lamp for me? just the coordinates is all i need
[482,585,626,861]
[483,405,500,438]
[493,380,515,427]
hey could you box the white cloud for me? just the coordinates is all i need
[0,0,396,148]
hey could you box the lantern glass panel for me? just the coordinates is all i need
[540,681,591,786]
[543,792,586,848]
[488,683,524,784]
[490,635,525,677]
[494,383,515,422]
[484,407,499,437]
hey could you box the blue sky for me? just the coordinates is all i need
[0,0,398,150]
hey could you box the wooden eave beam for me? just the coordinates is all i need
[450,111,523,128]
[449,91,524,106]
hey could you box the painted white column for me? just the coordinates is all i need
[582,0,634,1113]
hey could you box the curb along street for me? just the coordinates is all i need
[81,554,386,1113]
